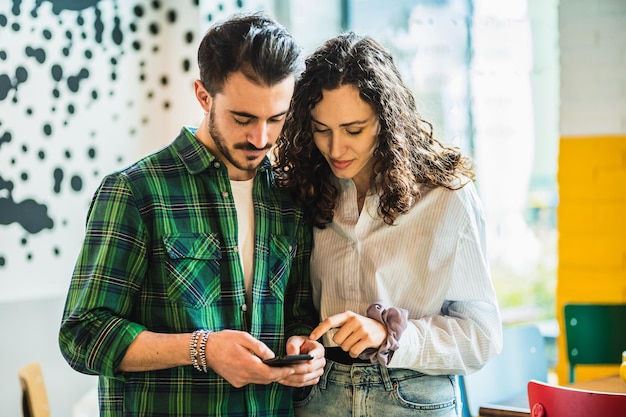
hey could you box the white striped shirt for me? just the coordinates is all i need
[310,178,502,375]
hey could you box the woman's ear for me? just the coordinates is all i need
[194,80,212,113]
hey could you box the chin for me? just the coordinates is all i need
[332,171,354,180]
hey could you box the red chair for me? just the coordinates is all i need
[527,380,626,417]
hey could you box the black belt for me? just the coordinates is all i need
[325,347,371,365]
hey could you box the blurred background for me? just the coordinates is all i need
[1,0,624,415]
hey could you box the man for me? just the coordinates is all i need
[59,12,325,417]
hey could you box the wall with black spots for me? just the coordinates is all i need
[0,0,212,303]
[0,0,274,415]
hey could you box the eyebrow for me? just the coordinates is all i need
[311,117,370,128]
[230,110,289,119]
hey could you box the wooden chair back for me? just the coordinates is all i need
[18,362,51,417]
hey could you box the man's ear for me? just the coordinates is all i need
[194,80,212,113]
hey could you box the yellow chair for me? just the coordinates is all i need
[18,362,51,417]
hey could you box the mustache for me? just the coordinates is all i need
[233,143,273,151]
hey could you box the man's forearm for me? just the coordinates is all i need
[118,330,192,372]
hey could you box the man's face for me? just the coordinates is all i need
[205,71,295,181]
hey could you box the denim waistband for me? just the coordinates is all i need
[320,359,430,391]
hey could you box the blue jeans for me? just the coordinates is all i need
[294,361,461,417]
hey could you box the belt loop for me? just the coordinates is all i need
[318,360,332,390]
[378,365,394,391]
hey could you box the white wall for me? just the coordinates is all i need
[0,296,96,416]
[559,0,626,136]
[0,1,201,303]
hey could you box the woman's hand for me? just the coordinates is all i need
[309,310,387,357]
[276,335,326,387]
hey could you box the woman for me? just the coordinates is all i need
[274,32,502,417]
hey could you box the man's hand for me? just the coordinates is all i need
[276,335,326,387]
[204,330,295,388]
[309,310,387,358]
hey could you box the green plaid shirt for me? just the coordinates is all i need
[59,127,316,417]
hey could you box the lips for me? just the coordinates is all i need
[330,159,353,170]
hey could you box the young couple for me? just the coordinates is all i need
[59,11,501,417]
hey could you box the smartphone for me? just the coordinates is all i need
[263,354,314,367]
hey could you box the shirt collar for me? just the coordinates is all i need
[173,126,271,175]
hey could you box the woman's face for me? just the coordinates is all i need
[310,84,380,190]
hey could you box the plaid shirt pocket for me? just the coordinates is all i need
[163,232,222,309]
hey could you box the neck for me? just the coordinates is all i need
[354,179,371,201]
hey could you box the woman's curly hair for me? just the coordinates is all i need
[273,32,474,228]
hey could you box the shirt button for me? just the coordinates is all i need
[241,304,248,312]
[233,246,239,253]
[213,161,221,168]
[288,245,293,252]
[221,191,229,198]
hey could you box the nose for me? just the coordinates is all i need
[328,133,345,158]
[247,121,269,149]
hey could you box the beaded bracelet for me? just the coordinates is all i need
[199,330,212,373]
[190,330,203,372]
[190,330,213,373]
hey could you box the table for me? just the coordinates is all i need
[478,401,530,417]
[478,375,626,417]
[567,374,626,393]
[478,403,529,417]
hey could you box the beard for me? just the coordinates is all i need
[208,106,271,173]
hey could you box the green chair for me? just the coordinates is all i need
[563,303,626,383]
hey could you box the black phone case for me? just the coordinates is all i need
[263,354,313,367]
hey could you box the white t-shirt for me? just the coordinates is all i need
[230,179,255,305]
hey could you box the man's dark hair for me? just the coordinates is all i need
[197,12,303,95]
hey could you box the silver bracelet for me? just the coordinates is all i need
[199,330,212,373]
[190,330,212,373]
[190,330,203,372]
